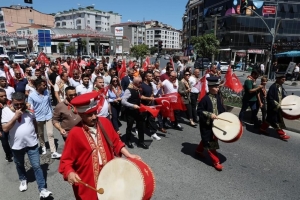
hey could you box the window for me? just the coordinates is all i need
[87,14,90,18]
[87,20,90,24]
[29,19,34,24]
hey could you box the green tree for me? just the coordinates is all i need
[58,42,65,54]
[81,39,87,54]
[190,33,220,58]
[149,46,158,55]
[66,45,75,55]
[130,44,149,63]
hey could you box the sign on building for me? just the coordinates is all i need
[263,6,276,15]
[114,27,124,37]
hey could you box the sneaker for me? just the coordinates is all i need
[51,152,61,159]
[151,133,161,141]
[39,188,52,198]
[41,146,46,155]
[19,180,27,192]
[5,155,13,162]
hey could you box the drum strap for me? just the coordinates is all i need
[97,121,113,149]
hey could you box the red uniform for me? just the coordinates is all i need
[59,117,125,200]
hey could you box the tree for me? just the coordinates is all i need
[149,46,158,55]
[130,44,149,62]
[190,33,220,58]
[66,45,75,55]
[81,39,87,54]
[58,42,65,54]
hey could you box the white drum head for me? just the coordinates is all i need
[97,158,144,200]
[281,95,300,116]
[212,112,241,141]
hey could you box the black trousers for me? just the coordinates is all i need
[145,112,159,134]
[125,109,145,143]
[111,103,121,132]
[0,131,12,157]
[51,87,57,106]
[185,103,193,120]
[190,93,199,122]
[163,110,181,126]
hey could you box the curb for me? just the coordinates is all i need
[224,104,300,134]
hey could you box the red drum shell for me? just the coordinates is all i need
[97,158,155,200]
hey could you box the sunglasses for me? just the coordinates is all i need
[185,74,190,76]
[112,80,118,82]
[13,103,25,107]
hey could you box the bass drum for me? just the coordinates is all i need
[212,112,243,143]
[97,158,155,200]
[281,95,300,120]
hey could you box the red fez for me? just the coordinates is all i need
[70,92,99,114]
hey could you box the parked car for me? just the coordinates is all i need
[13,54,26,64]
[81,55,91,61]
[164,54,170,60]
[194,57,210,69]
[219,61,229,73]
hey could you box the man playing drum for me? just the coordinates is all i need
[58,92,141,200]
[259,72,290,140]
[195,77,226,171]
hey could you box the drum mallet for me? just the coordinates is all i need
[76,178,104,194]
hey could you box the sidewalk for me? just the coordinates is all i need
[225,105,300,134]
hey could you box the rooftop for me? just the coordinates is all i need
[55,5,120,16]
[110,22,146,27]
[1,5,53,16]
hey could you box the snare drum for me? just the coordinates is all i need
[281,95,300,120]
[212,112,243,143]
[97,158,155,200]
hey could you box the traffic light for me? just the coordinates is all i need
[241,0,248,14]
[24,0,33,4]
[77,38,82,56]
[158,40,163,53]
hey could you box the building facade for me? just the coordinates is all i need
[146,28,181,50]
[54,5,121,32]
[0,5,54,33]
[183,0,300,64]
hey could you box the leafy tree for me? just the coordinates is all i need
[190,33,219,58]
[149,46,158,55]
[66,45,75,55]
[58,42,65,54]
[131,44,149,63]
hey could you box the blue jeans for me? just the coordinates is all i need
[12,144,46,191]
[239,100,259,126]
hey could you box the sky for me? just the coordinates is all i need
[2,0,186,29]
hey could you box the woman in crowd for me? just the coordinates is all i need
[107,76,124,135]
[178,70,197,127]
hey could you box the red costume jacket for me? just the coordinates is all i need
[59,117,125,200]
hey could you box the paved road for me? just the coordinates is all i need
[0,115,300,200]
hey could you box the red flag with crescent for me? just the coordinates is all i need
[37,52,50,64]
[142,56,150,71]
[224,67,243,93]
[118,59,127,80]
[139,104,161,118]
[128,60,134,68]
[155,97,175,121]
[4,66,14,87]
[197,75,208,102]
[162,92,186,111]
[57,60,63,75]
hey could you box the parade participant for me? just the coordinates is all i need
[69,69,81,87]
[54,72,70,103]
[189,68,201,123]
[0,61,7,78]
[0,89,13,162]
[122,76,148,149]
[25,76,36,96]
[93,76,111,119]
[154,61,160,71]
[10,63,24,78]
[48,65,59,105]
[2,92,52,197]
[98,63,106,76]
[13,69,28,94]
[91,65,100,83]
[62,57,71,73]
[59,92,141,200]
[239,70,262,126]
[103,68,114,86]
[178,71,196,127]
[28,78,61,158]
[121,68,134,91]
[29,60,37,74]
[257,76,268,123]
[0,76,15,101]
[259,72,290,140]
[24,66,32,78]
[160,62,173,82]
[53,86,81,141]
[76,74,93,95]
[141,71,162,141]
[195,77,225,171]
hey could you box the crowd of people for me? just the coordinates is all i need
[0,54,292,199]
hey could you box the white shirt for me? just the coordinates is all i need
[97,98,109,117]
[0,69,6,78]
[69,78,81,87]
[30,66,36,75]
[294,66,299,73]
[91,73,100,84]
[25,84,36,94]
[54,82,69,101]
[1,107,38,150]
[103,75,111,87]
[55,76,61,84]
[162,79,178,94]
[4,86,15,100]
[260,64,265,71]
[160,68,166,75]
[189,76,200,93]
[177,61,184,72]
[76,84,93,95]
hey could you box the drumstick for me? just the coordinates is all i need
[281,104,296,106]
[76,178,104,194]
[217,118,232,123]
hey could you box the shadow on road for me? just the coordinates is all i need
[181,142,227,166]
[244,123,286,141]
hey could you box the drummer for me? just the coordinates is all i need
[195,76,226,171]
[58,92,141,200]
[259,72,290,140]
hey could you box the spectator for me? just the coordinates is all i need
[76,74,93,95]
[14,69,28,94]
[54,72,70,103]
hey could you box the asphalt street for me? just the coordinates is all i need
[0,116,300,200]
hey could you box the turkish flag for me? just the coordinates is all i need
[224,67,243,93]
[128,60,134,68]
[197,75,208,102]
[139,104,161,118]
[142,56,150,71]
[155,97,175,121]
[4,66,14,87]
[57,60,63,75]
[163,92,186,111]
[37,52,50,64]
[118,59,127,80]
